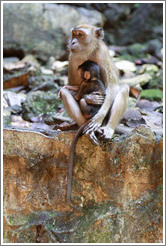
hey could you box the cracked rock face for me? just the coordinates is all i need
[3,125,163,243]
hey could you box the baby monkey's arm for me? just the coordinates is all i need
[58,85,79,100]
[63,85,79,91]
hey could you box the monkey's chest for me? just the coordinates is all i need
[71,62,85,85]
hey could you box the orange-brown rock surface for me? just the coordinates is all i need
[3,125,163,243]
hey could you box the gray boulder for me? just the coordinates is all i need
[117,3,163,45]
[3,3,103,62]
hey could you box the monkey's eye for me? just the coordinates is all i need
[72,31,77,37]
[77,32,83,37]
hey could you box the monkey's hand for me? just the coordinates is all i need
[97,126,114,139]
[84,93,105,105]
[83,113,104,134]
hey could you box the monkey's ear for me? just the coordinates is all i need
[95,27,104,39]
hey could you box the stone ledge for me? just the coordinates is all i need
[3,126,163,243]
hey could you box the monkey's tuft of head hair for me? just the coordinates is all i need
[78,60,101,80]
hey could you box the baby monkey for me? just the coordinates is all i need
[75,60,106,119]
[67,60,105,202]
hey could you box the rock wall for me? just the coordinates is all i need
[3,126,163,243]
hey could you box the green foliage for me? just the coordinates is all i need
[148,70,163,90]
[133,3,141,8]
[3,116,11,127]
[118,43,148,61]
[140,89,163,101]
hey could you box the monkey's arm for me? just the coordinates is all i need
[74,82,87,101]
[64,85,79,91]
[84,85,118,133]
[98,84,129,139]
[96,79,106,95]
[58,85,79,100]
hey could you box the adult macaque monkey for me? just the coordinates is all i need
[59,24,129,144]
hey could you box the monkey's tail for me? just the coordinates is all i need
[67,119,90,203]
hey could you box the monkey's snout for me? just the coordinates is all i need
[72,41,76,45]
[71,38,77,45]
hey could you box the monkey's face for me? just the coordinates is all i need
[83,71,91,80]
[69,28,88,53]
[69,25,104,53]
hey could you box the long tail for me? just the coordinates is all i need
[67,120,90,202]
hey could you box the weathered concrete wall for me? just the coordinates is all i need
[3,126,163,243]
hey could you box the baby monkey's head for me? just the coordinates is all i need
[78,60,101,81]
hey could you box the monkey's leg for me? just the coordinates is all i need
[98,84,129,139]
[61,88,99,144]
[60,88,86,126]
[80,98,100,119]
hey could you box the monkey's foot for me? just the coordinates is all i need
[97,126,114,139]
[53,122,79,131]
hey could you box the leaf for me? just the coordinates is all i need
[130,86,141,99]
[3,73,28,89]
[140,89,163,101]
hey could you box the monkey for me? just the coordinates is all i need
[67,60,106,119]
[75,60,105,119]
[59,24,129,146]
[66,60,106,202]
[58,24,129,202]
